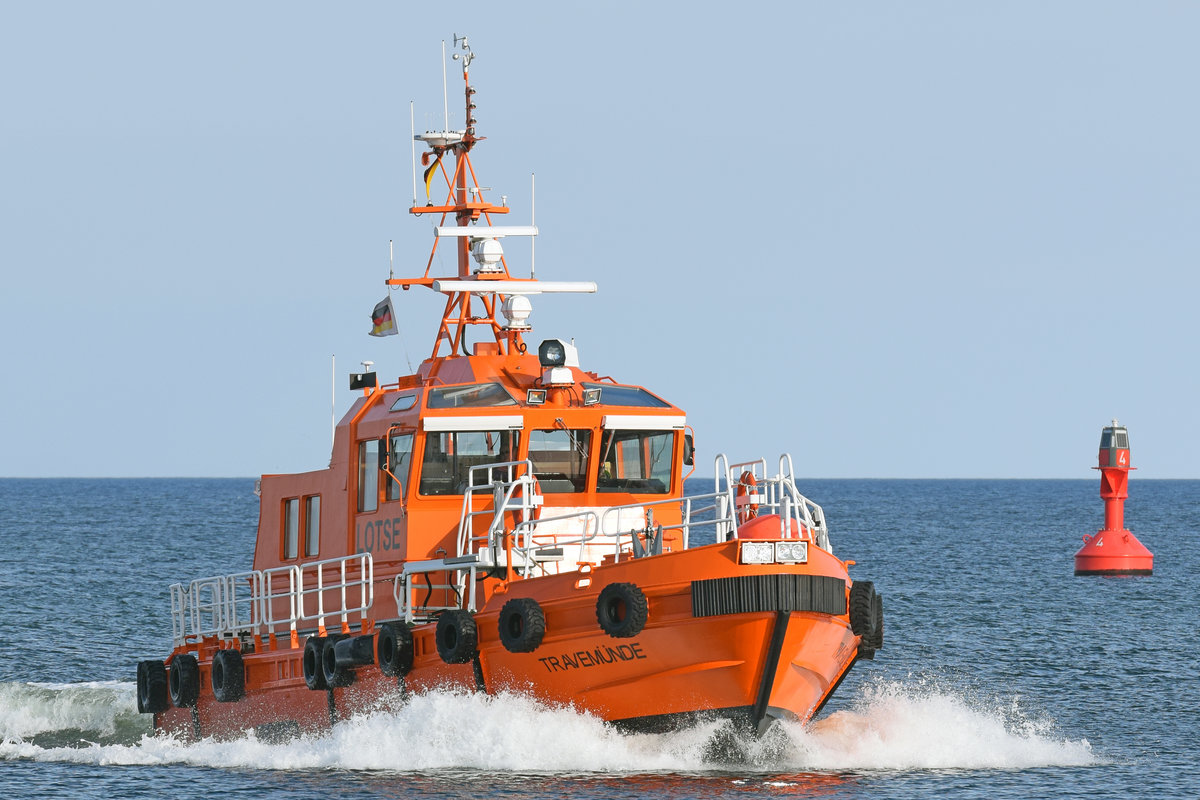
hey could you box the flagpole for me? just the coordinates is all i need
[441,40,449,133]
[530,172,536,279]
[410,102,417,207]
[331,354,336,450]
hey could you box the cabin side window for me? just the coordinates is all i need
[283,495,320,559]
[283,497,300,559]
[597,430,674,494]
[386,433,414,501]
[304,495,320,557]
[418,429,521,496]
[529,429,591,493]
[358,440,379,512]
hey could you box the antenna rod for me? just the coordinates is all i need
[531,172,536,279]
[330,354,336,449]
[409,101,417,207]
[441,40,450,132]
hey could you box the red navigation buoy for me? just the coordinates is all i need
[1074,419,1153,576]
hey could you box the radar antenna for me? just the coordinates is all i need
[452,34,474,70]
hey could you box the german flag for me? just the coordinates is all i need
[423,152,443,200]
[369,296,397,337]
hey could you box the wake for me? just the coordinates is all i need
[0,678,1098,773]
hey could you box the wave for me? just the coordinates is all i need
[0,678,1098,773]
[785,679,1098,771]
[0,681,149,748]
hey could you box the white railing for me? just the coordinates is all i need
[715,453,831,551]
[197,453,831,629]
[455,459,542,566]
[169,552,374,649]
[473,452,832,579]
[393,461,542,623]
[296,552,374,635]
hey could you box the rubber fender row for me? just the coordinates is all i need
[303,632,381,690]
[135,582,653,710]
[136,649,241,713]
[434,582,649,663]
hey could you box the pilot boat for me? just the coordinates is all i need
[135,36,883,741]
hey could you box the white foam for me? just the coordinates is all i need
[0,679,1098,773]
[0,681,143,741]
[786,679,1099,771]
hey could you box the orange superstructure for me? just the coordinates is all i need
[135,36,884,740]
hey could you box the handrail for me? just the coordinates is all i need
[169,552,374,650]
[169,454,830,642]
[509,508,601,577]
[492,454,831,573]
[295,552,374,636]
[455,458,539,560]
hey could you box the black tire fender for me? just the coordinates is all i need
[169,653,199,708]
[436,610,478,664]
[321,633,354,688]
[849,580,881,657]
[136,659,168,714]
[302,636,328,691]
[596,582,648,639]
[869,593,884,650]
[498,597,547,653]
[377,622,414,677]
[211,649,245,703]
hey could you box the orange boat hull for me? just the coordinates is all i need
[154,540,862,740]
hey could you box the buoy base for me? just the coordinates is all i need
[1073,568,1153,576]
[1074,529,1154,576]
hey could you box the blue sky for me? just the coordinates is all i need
[2,2,1197,478]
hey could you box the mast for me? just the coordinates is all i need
[390,36,594,361]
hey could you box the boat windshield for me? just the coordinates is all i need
[597,430,673,494]
[418,430,521,495]
[581,383,671,408]
[427,382,517,409]
[528,429,591,493]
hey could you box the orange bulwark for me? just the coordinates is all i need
[137,35,884,740]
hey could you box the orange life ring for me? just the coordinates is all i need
[734,470,759,525]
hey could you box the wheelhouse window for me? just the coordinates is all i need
[283,498,300,559]
[581,383,671,408]
[358,440,379,512]
[304,495,320,557]
[529,429,592,493]
[419,429,521,496]
[390,392,419,412]
[386,432,414,501]
[427,382,517,409]
[597,430,674,494]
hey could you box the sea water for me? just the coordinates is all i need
[0,478,1195,798]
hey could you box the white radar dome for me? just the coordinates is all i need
[501,295,532,330]
[471,238,504,273]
